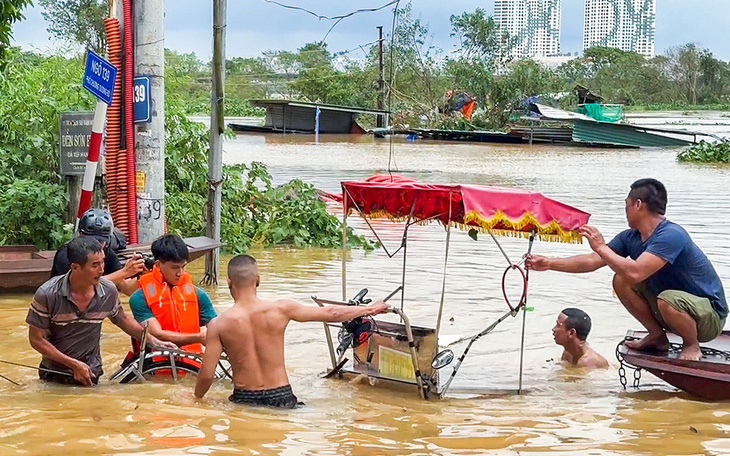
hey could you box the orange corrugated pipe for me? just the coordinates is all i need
[103,17,129,236]
[123,0,138,243]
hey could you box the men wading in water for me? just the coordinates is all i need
[27,237,175,385]
[528,178,727,361]
[552,308,608,369]
[194,255,389,408]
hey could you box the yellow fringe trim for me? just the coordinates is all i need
[462,210,582,244]
[347,208,583,244]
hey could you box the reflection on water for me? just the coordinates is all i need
[3,133,730,454]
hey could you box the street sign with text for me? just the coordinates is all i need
[82,49,117,105]
[59,111,97,176]
[133,76,151,123]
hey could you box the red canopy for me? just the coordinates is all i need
[342,175,590,243]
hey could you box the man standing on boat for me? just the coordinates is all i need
[51,209,144,296]
[129,234,217,353]
[194,254,389,408]
[552,308,608,369]
[27,237,174,385]
[528,178,727,361]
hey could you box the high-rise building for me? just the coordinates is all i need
[583,0,656,57]
[494,0,561,58]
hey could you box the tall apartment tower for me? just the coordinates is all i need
[494,0,561,58]
[583,0,656,57]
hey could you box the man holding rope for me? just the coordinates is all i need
[27,237,174,385]
[528,178,727,361]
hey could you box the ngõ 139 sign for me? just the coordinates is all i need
[83,49,117,105]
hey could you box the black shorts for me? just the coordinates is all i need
[229,385,303,409]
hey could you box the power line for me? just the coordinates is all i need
[262,0,398,21]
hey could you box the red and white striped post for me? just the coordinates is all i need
[76,100,107,224]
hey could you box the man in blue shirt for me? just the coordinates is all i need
[528,178,726,361]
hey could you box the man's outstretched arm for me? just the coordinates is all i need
[581,226,666,283]
[527,252,605,273]
[195,320,223,399]
[285,300,389,323]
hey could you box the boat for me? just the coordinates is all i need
[0,236,220,292]
[617,330,730,401]
[311,175,591,399]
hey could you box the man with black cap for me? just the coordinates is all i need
[51,209,144,295]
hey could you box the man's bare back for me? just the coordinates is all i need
[561,347,609,369]
[209,298,293,391]
[194,254,389,408]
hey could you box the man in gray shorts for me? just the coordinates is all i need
[27,237,174,385]
[528,178,726,361]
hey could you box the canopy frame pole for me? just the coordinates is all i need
[342,208,348,302]
[488,230,514,267]
[435,193,453,339]
[342,187,445,259]
[398,200,419,313]
[517,231,535,394]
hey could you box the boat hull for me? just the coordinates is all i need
[619,330,730,401]
[0,236,220,292]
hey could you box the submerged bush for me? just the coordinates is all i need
[678,140,730,163]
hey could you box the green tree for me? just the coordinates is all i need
[449,8,510,68]
[37,0,108,54]
[665,43,703,105]
[0,0,32,67]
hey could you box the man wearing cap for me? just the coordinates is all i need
[51,209,144,296]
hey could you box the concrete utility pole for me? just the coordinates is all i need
[204,0,226,284]
[376,25,385,128]
[134,0,165,242]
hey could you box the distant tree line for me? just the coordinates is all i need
[11,1,730,129]
[165,6,730,129]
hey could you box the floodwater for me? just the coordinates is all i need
[3,132,730,455]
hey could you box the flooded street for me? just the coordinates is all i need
[3,133,730,455]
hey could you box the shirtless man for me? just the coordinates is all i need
[194,254,389,408]
[552,308,608,369]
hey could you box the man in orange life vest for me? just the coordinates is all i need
[128,235,217,353]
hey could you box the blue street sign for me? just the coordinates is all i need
[133,76,151,123]
[82,49,117,105]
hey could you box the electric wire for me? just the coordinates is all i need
[386,0,401,178]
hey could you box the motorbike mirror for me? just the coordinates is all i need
[431,349,454,370]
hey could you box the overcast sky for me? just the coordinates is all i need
[11,0,730,61]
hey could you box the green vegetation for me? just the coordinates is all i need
[0,0,32,67]
[163,104,374,252]
[678,141,730,163]
[159,7,730,130]
[0,49,94,248]
[0,48,373,252]
[37,0,108,54]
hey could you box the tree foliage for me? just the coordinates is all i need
[38,0,108,54]
[0,48,93,247]
[0,0,32,67]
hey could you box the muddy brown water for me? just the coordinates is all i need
[2,134,730,455]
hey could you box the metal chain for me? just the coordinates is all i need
[633,366,642,388]
[615,337,642,390]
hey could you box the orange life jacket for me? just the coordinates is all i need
[138,266,203,353]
